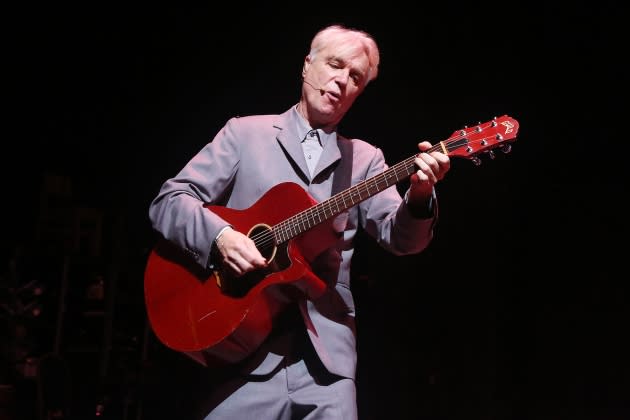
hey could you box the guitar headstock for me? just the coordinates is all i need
[443,115,519,165]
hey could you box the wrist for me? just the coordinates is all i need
[214,226,232,251]
[405,190,435,219]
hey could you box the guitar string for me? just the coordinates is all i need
[247,121,514,251]
[248,129,510,250]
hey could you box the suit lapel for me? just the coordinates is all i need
[312,137,341,179]
[274,112,311,180]
[273,109,342,182]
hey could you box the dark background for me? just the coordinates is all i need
[2,3,627,419]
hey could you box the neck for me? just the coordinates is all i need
[297,100,337,133]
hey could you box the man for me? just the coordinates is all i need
[148,24,450,419]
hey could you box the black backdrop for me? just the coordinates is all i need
[3,3,627,419]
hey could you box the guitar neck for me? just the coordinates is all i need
[272,115,518,245]
[273,152,421,245]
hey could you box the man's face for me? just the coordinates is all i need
[302,43,370,128]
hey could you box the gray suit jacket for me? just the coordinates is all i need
[148,106,437,379]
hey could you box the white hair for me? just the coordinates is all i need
[308,24,380,84]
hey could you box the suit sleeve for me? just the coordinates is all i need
[148,118,241,268]
[359,147,438,256]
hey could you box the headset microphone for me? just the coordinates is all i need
[303,78,325,95]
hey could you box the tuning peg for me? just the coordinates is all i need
[500,144,512,154]
[471,156,482,166]
[487,150,496,159]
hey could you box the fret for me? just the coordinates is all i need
[271,115,519,244]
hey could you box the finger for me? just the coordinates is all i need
[414,157,438,184]
[247,252,268,268]
[417,141,432,152]
[224,254,259,277]
[431,152,450,170]
[243,240,268,267]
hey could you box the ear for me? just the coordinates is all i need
[302,55,312,77]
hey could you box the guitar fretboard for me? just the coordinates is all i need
[270,114,516,245]
[272,140,467,244]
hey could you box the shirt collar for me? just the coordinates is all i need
[292,104,336,147]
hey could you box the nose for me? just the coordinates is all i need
[334,68,350,86]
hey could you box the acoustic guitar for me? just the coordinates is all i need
[144,115,519,366]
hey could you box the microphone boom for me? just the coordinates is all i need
[304,79,325,95]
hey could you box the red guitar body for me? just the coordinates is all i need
[144,183,330,366]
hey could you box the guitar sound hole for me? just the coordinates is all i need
[249,224,276,261]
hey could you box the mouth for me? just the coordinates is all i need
[325,90,341,102]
